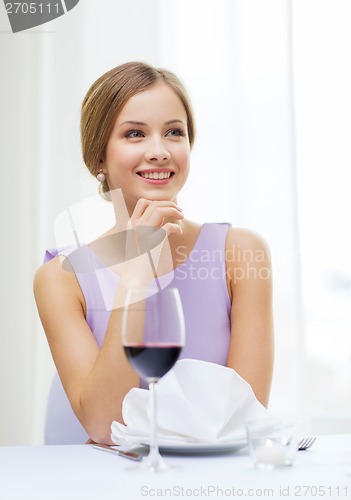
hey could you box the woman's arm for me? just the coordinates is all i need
[34,256,139,444]
[34,199,184,444]
[225,228,274,407]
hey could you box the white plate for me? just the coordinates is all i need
[154,439,248,455]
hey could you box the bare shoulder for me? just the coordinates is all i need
[226,227,271,257]
[225,228,272,299]
[34,256,84,311]
[34,255,61,278]
[34,255,73,288]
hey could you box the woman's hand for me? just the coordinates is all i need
[113,198,184,294]
[127,198,184,235]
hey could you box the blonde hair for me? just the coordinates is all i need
[81,61,196,196]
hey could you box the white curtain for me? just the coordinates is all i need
[293,0,351,433]
[1,0,345,445]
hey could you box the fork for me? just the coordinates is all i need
[298,436,316,451]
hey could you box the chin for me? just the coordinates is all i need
[142,192,177,202]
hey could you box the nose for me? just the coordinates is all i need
[144,137,171,163]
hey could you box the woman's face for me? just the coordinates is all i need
[103,82,191,212]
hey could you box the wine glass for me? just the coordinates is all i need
[121,287,185,472]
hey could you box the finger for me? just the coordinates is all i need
[143,205,184,226]
[133,199,182,220]
[131,198,152,220]
[162,222,183,236]
[147,210,184,228]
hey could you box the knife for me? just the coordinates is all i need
[92,443,142,461]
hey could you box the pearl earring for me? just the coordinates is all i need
[97,169,106,183]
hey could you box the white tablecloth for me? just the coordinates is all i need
[0,434,350,499]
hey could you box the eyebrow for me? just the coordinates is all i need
[118,119,186,128]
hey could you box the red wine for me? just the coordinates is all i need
[124,345,182,380]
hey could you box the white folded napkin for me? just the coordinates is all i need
[111,359,271,446]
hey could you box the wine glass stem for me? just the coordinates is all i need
[148,380,161,464]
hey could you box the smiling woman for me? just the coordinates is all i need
[3,0,349,449]
[80,62,196,202]
[33,61,274,445]
[101,82,191,212]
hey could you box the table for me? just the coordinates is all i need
[0,434,350,499]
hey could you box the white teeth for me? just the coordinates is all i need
[139,171,171,179]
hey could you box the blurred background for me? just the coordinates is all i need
[1,0,350,445]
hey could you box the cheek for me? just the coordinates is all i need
[177,148,191,172]
[106,144,140,169]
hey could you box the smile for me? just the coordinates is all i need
[137,171,174,180]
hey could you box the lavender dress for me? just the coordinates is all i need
[44,223,231,444]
